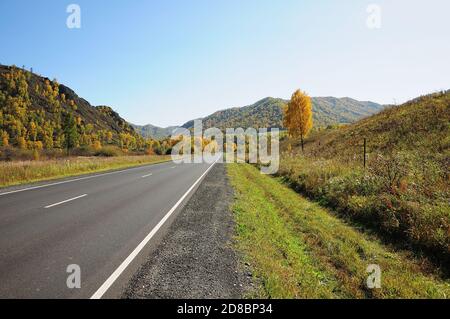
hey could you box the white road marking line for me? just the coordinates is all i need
[141,173,153,178]
[170,166,176,169]
[0,161,172,197]
[44,194,88,209]
[90,156,221,299]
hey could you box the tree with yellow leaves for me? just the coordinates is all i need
[92,140,102,151]
[1,131,9,147]
[29,121,37,141]
[17,136,27,149]
[106,131,113,144]
[283,89,313,152]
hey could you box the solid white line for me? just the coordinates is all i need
[141,173,153,178]
[0,161,172,197]
[90,157,220,299]
[44,194,88,209]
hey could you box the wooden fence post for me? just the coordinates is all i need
[363,138,367,168]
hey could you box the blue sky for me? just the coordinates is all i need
[0,0,449,127]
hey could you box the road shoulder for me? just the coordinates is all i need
[123,163,253,298]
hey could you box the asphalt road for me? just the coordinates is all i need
[0,159,216,298]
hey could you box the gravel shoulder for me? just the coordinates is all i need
[122,163,252,299]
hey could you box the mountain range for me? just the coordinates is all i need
[130,124,180,140]
[133,97,384,139]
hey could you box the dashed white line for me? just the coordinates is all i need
[44,194,88,209]
[90,156,220,299]
[141,173,153,178]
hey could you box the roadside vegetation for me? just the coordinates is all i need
[228,163,450,299]
[0,155,170,187]
[279,91,450,267]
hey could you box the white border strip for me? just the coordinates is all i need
[90,157,220,299]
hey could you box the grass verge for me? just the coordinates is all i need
[0,155,171,188]
[277,153,450,266]
[227,163,450,298]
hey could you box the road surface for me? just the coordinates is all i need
[0,159,216,298]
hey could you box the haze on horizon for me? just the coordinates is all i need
[0,0,449,127]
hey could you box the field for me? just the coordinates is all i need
[0,155,171,187]
[227,163,450,298]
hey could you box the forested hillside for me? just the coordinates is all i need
[0,65,146,153]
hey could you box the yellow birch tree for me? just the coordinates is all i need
[283,89,313,152]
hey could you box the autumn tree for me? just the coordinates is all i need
[283,89,313,152]
[1,131,9,147]
[92,140,102,151]
[42,122,54,149]
[17,136,27,149]
[29,121,37,141]
[63,112,79,154]
[106,131,113,144]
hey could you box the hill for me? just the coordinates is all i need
[280,91,450,265]
[131,124,179,140]
[181,96,384,131]
[302,90,450,161]
[0,65,144,152]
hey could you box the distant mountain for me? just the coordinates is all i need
[311,97,384,126]
[133,96,384,139]
[131,124,179,140]
[180,96,384,131]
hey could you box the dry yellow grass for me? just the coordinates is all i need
[0,155,171,187]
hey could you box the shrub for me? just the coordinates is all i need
[94,146,122,157]
[0,146,35,161]
[32,149,40,161]
[71,146,96,157]
[92,140,102,151]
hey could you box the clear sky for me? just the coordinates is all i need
[0,0,449,127]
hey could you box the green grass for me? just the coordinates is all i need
[0,155,171,188]
[227,163,450,299]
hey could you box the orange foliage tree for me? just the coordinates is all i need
[283,89,313,152]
